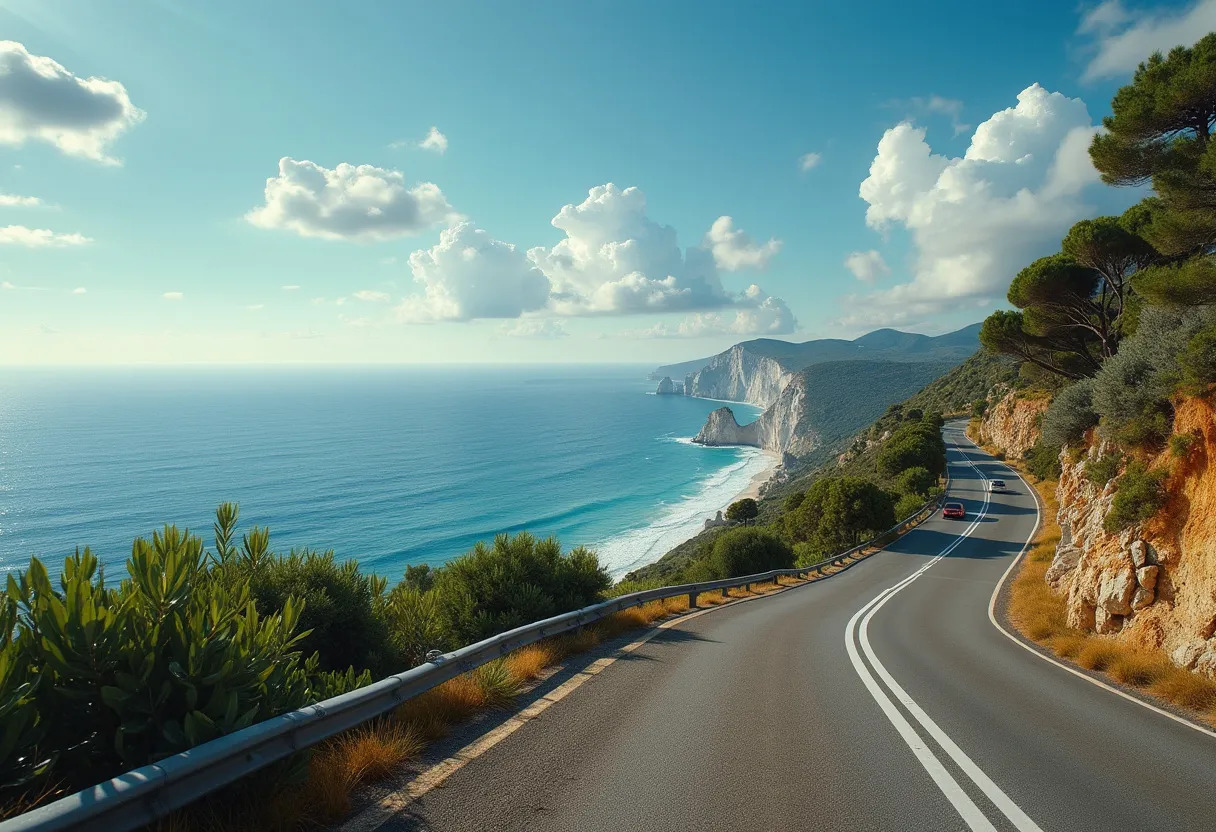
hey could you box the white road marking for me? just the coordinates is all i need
[846,436,1046,832]
[974,434,1216,742]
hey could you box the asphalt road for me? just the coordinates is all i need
[370,424,1216,832]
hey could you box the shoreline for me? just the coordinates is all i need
[729,450,780,505]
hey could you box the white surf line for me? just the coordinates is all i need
[846,441,1045,832]
[975,434,1216,742]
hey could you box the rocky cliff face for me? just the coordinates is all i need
[977,388,1049,458]
[688,346,789,407]
[692,374,821,456]
[1045,397,1216,678]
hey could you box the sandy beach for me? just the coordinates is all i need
[728,450,781,505]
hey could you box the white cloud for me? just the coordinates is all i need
[418,126,448,154]
[704,216,781,271]
[162,291,183,300]
[1079,0,1215,81]
[845,250,890,284]
[643,286,797,338]
[353,289,391,303]
[500,319,569,339]
[0,41,144,163]
[0,225,90,247]
[281,284,300,291]
[799,152,822,172]
[398,222,551,322]
[0,192,41,207]
[246,157,454,241]
[72,287,86,294]
[528,183,732,315]
[849,83,1109,327]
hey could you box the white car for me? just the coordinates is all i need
[988,479,1006,492]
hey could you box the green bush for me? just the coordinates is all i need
[1178,326,1216,395]
[725,498,759,523]
[381,584,449,669]
[789,476,895,554]
[431,533,610,646]
[1040,378,1097,449]
[971,399,988,417]
[793,541,828,568]
[0,516,370,804]
[1024,439,1062,481]
[1084,451,1124,485]
[1104,461,1168,533]
[893,466,935,498]
[877,421,947,478]
[250,549,393,676]
[1170,431,1199,459]
[894,492,927,521]
[707,528,794,578]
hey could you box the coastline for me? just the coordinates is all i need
[728,449,780,504]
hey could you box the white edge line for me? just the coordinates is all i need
[970,433,1216,741]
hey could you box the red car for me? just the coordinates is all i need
[942,502,965,519]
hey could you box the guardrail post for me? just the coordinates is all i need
[687,591,697,609]
[721,587,729,600]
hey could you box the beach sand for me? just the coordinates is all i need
[729,451,781,505]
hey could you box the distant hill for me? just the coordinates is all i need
[651,322,982,380]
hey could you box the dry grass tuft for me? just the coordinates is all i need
[1075,637,1122,672]
[1150,670,1216,713]
[504,643,556,682]
[304,721,424,820]
[1107,647,1174,687]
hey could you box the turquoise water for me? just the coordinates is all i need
[0,366,765,579]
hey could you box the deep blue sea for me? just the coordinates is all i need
[0,366,766,580]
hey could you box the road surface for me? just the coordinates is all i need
[364,423,1216,832]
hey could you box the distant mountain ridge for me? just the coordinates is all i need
[651,323,982,385]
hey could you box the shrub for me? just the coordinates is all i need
[893,466,935,498]
[877,421,947,477]
[1104,461,1168,532]
[707,527,794,579]
[1024,439,1062,481]
[783,491,806,513]
[0,515,369,804]
[789,476,895,553]
[431,533,610,646]
[971,399,988,417]
[1040,378,1097,449]
[895,492,927,521]
[250,549,393,675]
[1170,431,1199,459]
[1084,451,1124,486]
[381,584,450,669]
[725,498,759,523]
[1178,326,1216,395]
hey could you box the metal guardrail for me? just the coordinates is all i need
[3,493,944,832]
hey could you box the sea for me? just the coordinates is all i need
[0,365,767,581]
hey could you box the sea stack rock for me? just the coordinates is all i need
[684,374,695,396]
[656,376,676,395]
[693,407,760,447]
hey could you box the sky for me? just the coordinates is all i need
[0,0,1210,365]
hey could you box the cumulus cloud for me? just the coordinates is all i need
[500,319,569,339]
[704,216,781,271]
[528,183,733,315]
[642,286,797,338]
[799,152,822,172]
[246,157,454,241]
[1079,0,1216,81]
[0,225,89,247]
[162,291,183,300]
[0,192,41,206]
[0,41,144,163]
[398,222,551,322]
[847,83,1111,327]
[845,250,890,284]
[353,289,391,302]
[418,126,448,153]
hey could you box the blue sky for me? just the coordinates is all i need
[0,0,1209,364]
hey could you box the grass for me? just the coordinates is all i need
[1003,461,1216,728]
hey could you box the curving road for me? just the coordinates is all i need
[362,423,1216,832]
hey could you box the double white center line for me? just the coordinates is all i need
[844,444,1044,832]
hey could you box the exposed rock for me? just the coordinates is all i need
[1131,587,1156,611]
[1068,601,1096,632]
[1196,646,1216,680]
[976,389,1049,458]
[1045,546,1081,590]
[1095,607,1123,634]
[1098,563,1136,615]
[1130,539,1155,569]
[687,346,789,407]
[693,407,760,447]
[1172,640,1207,670]
[690,375,821,457]
[684,374,694,396]
[1136,565,1159,590]
[656,376,675,395]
